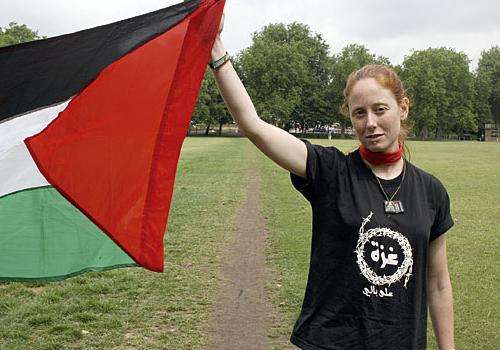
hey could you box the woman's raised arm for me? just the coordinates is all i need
[210,24,307,178]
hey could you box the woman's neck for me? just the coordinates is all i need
[363,158,405,180]
[359,144,405,180]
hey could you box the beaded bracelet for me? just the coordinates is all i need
[209,52,229,70]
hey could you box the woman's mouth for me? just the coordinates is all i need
[366,134,383,140]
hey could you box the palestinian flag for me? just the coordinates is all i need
[0,0,225,281]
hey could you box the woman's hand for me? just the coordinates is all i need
[218,13,225,36]
[211,13,225,61]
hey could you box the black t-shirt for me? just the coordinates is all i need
[289,141,454,350]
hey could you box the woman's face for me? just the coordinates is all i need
[348,78,408,153]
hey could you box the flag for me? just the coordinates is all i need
[0,0,225,281]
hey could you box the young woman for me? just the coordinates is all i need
[210,16,455,350]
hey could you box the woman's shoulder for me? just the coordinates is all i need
[302,139,346,154]
[301,139,348,167]
[407,161,448,194]
[291,140,349,199]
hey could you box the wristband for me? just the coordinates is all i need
[209,52,229,70]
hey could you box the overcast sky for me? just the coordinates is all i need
[1,0,499,69]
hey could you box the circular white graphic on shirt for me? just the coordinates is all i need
[355,212,413,289]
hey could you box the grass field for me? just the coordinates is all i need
[0,138,249,349]
[0,137,498,349]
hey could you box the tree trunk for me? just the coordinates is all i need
[218,121,223,135]
[205,123,211,135]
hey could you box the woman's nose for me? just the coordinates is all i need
[366,111,377,129]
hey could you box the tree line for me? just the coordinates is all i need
[193,23,500,139]
[2,22,498,139]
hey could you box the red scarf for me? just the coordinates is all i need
[359,144,403,166]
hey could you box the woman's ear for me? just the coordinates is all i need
[400,97,410,120]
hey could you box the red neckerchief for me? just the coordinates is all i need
[359,143,403,166]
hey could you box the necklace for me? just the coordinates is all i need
[372,162,406,214]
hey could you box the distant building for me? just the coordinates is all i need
[480,124,499,142]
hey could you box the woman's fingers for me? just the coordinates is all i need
[218,13,225,35]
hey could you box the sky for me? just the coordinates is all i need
[1,0,499,69]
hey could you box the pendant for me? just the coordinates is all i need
[384,200,404,214]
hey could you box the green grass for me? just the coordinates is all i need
[256,139,500,349]
[0,137,250,349]
[1,138,498,349]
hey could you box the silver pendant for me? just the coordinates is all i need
[384,200,404,214]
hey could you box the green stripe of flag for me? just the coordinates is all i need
[0,186,135,282]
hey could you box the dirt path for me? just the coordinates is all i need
[208,165,273,350]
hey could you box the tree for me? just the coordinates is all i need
[192,69,231,135]
[328,44,390,136]
[237,22,331,130]
[0,22,45,47]
[400,48,476,138]
[475,46,500,128]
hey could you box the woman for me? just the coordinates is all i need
[210,16,455,350]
